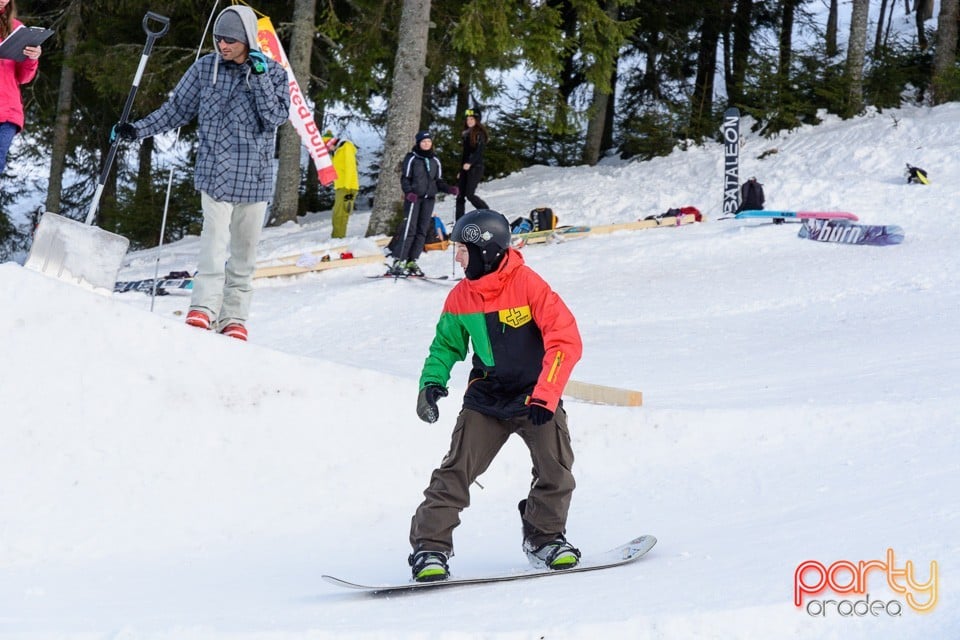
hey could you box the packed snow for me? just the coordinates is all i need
[2,103,958,639]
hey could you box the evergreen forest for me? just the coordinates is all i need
[1,0,957,256]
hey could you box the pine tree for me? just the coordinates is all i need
[366,0,432,237]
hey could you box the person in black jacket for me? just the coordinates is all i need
[455,108,490,220]
[389,130,458,277]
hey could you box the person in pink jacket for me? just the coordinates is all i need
[0,0,41,175]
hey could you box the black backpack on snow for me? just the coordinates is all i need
[736,178,765,212]
[510,207,558,234]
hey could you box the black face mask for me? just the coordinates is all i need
[464,243,505,280]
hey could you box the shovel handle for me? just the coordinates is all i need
[85,12,170,226]
[143,12,170,39]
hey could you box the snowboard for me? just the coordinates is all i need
[367,271,452,281]
[322,534,656,594]
[798,219,904,246]
[114,273,193,295]
[511,225,592,248]
[735,209,859,222]
[721,107,740,216]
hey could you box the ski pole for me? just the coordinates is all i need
[395,199,416,279]
[150,3,220,311]
[86,12,170,226]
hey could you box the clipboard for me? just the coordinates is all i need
[0,25,54,62]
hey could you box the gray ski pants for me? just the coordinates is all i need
[190,192,266,328]
[409,407,576,555]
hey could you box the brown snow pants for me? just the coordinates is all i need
[409,407,576,555]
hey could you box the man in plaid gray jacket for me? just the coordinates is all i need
[114,5,289,341]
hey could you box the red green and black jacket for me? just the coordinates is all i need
[419,248,582,419]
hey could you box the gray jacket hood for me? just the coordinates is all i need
[211,5,262,86]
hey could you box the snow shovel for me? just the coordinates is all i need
[24,11,170,295]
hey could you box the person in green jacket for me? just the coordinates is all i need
[408,209,584,582]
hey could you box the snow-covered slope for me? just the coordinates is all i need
[1,104,957,639]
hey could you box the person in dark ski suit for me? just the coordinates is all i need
[389,130,458,277]
[454,108,490,220]
[407,209,583,582]
[112,5,290,341]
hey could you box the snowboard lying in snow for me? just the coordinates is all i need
[734,209,859,222]
[798,219,904,246]
[322,534,656,594]
[114,272,193,295]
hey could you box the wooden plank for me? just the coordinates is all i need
[564,380,643,407]
[253,253,384,279]
[256,237,391,269]
[520,214,697,246]
[587,214,698,235]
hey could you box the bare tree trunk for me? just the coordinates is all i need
[269,0,317,226]
[582,0,619,165]
[366,0,431,237]
[779,0,799,82]
[845,0,870,117]
[826,0,839,56]
[582,80,611,166]
[44,0,81,214]
[932,0,959,103]
[916,0,934,49]
[601,64,617,152]
[874,0,889,56]
[730,0,753,105]
[691,1,722,138]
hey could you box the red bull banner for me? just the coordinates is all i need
[256,16,337,186]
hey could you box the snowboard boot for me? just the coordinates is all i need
[386,259,405,277]
[518,499,580,570]
[404,260,425,277]
[408,549,450,582]
[523,535,581,570]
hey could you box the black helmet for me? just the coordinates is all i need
[451,209,511,279]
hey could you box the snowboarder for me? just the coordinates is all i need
[408,209,583,582]
[387,130,457,277]
[906,164,929,185]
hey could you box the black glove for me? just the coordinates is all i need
[247,50,268,75]
[417,385,448,423]
[528,398,554,426]
[110,122,137,142]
